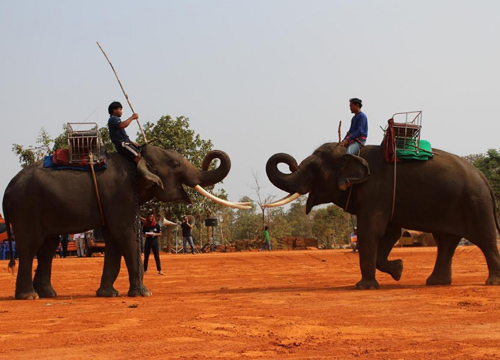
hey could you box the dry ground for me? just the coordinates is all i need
[1,247,500,359]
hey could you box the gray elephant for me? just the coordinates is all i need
[265,143,500,289]
[3,145,248,300]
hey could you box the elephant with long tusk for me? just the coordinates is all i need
[265,142,500,289]
[2,145,249,300]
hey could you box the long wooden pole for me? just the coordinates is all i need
[96,41,148,144]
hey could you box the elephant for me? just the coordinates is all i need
[265,142,500,289]
[3,145,248,300]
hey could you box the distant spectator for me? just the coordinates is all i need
[180,216,196,255]
[60,235,69,258]
[350,227,358,253]
[143,212,163,275]
[261,226,271,251]
[73,233,86,257]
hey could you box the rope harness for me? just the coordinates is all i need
[343,145,363,212]
[342,143,398,221]
[131,162,146,292]
[89,154,146,293]
[391,139,397,221]
[89,153,105,226]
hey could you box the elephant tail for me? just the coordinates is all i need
[480,172,500,236]
[494,195,500,237]
[2,200,16,272]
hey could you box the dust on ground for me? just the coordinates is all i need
[1,247,499,360]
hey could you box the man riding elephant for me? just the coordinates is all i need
[3,143,249,300]
[265,142,500,289]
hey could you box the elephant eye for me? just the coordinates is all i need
[173,161,180,168]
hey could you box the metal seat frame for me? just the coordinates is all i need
[67,123,105,164]
[390,111,422,151]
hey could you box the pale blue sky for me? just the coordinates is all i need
[1,1,499,205]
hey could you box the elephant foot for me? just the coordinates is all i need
[15,291,40,300]
[34,283,58,298]
[355,278,379,290]
[485,275,500,285]
[96,286,121,297]
[388,260,403,281]
[128,285,152,297]
[426,273,452,286]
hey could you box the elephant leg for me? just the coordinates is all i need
[96,240,122,297]
[426,232,461,286]
[33,237,60,298]
[121,233,151,297]
[376,225,403,281]
[469,230,500,285]
[355,216,382,290]
[15,251,38,300]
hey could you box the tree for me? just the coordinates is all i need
[249,171,276,228]
[12,125,114,169]
[138,115,229,246]
[469,149,500,212]
[285,197,314,238]
[312,205,351,248]
[266,206,289,240]
[12,128,54,168]
[231,196,261,240]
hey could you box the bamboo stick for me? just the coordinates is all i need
[96,41,148,144]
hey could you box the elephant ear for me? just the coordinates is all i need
[337,154,370,191]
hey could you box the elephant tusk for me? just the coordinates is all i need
[262,192,301,208]
[194,185,252,210]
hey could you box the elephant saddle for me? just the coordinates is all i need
[382,118,433,162]
[43,149,108,171]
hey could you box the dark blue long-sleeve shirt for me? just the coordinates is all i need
[344,112,368,141]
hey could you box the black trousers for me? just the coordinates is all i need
[144,238,162,272]
[60,235,69,258]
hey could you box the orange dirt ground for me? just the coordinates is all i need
[1,246,500,360]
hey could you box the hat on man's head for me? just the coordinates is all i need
[349,98,362,107]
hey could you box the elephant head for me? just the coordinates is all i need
[265,143,370,213]
[137,145,249,209]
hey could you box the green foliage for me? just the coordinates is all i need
[12,127,54,168]
[312,205,352,249]
[284,197,313,238]
[230,196,262,240]
[53,124,68,151]
[98,127,116,153]
[12,125,113,169]
[469,149,500,212]
[138,115,228,245]
[139,115,213,169]
[229,194,353,249]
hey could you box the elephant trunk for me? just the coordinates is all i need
[266,153,311,195]
[191,150,231,187]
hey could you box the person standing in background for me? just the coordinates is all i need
[142,212,163,275]
[59,235,69,258]
[73,233,86,257]
[261,226,271,251]
[180,216,196,255]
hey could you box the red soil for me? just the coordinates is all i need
[0,246,499,359]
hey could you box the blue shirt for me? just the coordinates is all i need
[108,115,130,147]
[344,112,368,141]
